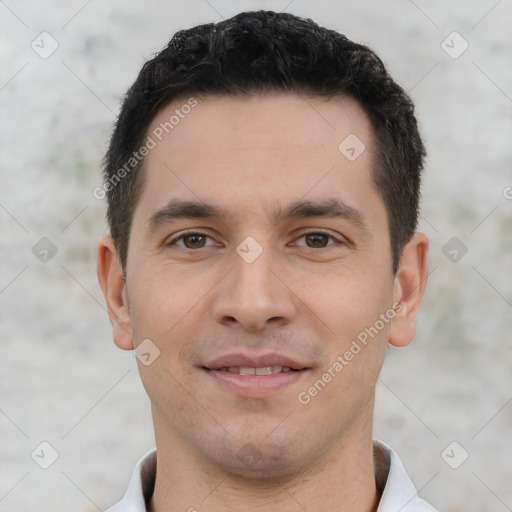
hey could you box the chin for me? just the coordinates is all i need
[201,429,314,482]
[213,449,310,482]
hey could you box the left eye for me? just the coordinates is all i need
[296,233,337,249]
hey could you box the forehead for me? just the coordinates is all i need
[137,93,378,222]
[147,93,372,159]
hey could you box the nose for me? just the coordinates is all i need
[211,247,298,332]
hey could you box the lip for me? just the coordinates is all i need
[203,352,309,371]
[201,352,311,399]
[203,367,310,398]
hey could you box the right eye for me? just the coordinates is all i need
[167,232,216,250]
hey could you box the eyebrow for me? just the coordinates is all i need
[146,198,369,234]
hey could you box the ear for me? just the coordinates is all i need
[388,232,429,348]
[97,235,134,350]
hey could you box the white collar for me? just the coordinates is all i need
[105,440,437,512]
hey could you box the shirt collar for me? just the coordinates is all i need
[106,440,437,512]
[373,440,437,511]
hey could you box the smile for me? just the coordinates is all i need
[213,366,296,375]
[202,366,309,398]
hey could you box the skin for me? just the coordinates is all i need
[98,93,429,512]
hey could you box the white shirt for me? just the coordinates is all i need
[105,440,437,512]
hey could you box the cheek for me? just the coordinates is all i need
[297,265,394,341]
[128,265,210,380]
[295,265,393,399]
[128,263,203,338]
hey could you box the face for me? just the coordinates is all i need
[98,93,428,479]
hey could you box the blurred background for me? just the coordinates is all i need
[1,1,511,510]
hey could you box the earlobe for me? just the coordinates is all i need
[97,235,134,350]
[388,232,429,348]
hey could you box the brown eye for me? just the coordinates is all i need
[182,233,208,249]
[304,233,331,248]
[166,231,218,250]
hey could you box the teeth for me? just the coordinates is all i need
[218,366,292,375]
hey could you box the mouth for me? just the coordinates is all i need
[205,365,301,375]
[201,353,310,398]
[203,352,309,372]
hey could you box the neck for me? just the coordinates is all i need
[149,419,380,512]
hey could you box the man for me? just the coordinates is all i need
[97,10,436,512]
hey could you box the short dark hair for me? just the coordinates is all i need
[103,10,425,274]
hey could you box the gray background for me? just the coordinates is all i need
[1,1,511,511]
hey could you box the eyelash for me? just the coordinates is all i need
[166,231,343,250]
